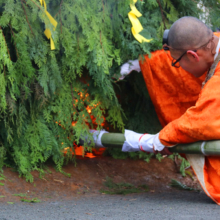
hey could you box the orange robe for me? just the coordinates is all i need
[139,33,220,204]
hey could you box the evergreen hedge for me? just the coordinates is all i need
[0,0,219,181]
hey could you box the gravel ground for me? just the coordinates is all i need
[0,191,219,220]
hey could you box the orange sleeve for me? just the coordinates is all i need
[159,63,220,146]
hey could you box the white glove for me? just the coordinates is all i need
[153,133,166,151]
[119,60,141,80]
[122,129,154,153]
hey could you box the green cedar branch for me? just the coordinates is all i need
[21,0,34,36]
[0,27,11,60]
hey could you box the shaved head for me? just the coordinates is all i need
[168,16,212,50]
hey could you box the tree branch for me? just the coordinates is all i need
[100,31,104,54]
[156,0,167,29]
[3,65,6,77]
[54,0,64,33]
[71,83,79,113]
[59,0,63,33]
[21,0,35,36]
[55,0,64,18]
[102,0,105,21]
[29,0,44,11]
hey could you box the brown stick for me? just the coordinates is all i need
[102,0,105,21]
[29,0,44,11]
[77,34,80,54]
[59,0,63,33]
[54,0,63,33]
[156,0,167,29]
[55,0,64,18]
[70,83,79,112]
[21,0,35,36]
[100,31,104,54]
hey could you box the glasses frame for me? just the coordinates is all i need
[171,50,197,68]
[171,51,187,68]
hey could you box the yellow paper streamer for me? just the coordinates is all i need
[39,0,57,50]
[128,0,152,43]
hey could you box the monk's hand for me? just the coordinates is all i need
[121,130,174,155]
[153,146,172,156]
[119,60,141,80]
[153,133,173,156]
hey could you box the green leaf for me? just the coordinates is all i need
[20,198,41,203]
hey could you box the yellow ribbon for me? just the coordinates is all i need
[39,0,57,50]
[128,0,152,43]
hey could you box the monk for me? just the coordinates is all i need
[121,16,220,204]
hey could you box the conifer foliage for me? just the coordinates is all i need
[0,0,219,181]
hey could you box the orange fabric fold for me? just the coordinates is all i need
[204,156,220,204]
[139,33,220,204]
[139,49,206,128]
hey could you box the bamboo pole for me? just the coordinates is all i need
[100,133,220,156]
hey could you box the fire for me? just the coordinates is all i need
[86,106,92,114]
[72,121,77,126]
[83,152,96,158]
[63,145,104,158]
[67,90,107,158]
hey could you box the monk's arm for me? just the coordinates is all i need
[157,67,220,147]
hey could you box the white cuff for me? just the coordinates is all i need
[153,133,165,151]
[139,134,154,152]
[90,130,109,148]
[122,129,154,153]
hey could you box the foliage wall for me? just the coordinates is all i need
[0,0,219,180]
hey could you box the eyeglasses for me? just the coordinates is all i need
[171,50,197,68]
[163,35,214,68]
[171,51,187,68]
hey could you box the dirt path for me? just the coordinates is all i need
[0,156,201,203]
[1,156,218,219]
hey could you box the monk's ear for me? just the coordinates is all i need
[186,50,199,62]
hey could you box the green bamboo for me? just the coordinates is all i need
[170,142,202,154]
[172,140,220,155]
[101,133,125,148]
[101,133,220,156]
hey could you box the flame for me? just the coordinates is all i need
[86,106,92,114]
[63,146,103,158]
[84,152,96,158]
[62,89,109,158]
[72,121,77,126]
